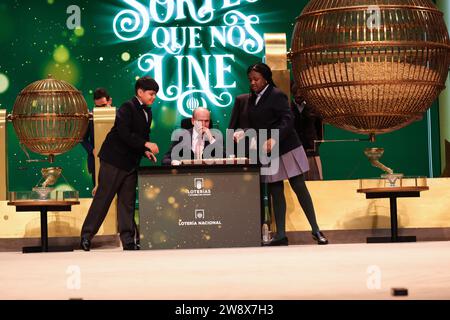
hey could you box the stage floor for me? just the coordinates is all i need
[1,241,449,300]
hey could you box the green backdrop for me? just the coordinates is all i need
[0,0,443,198]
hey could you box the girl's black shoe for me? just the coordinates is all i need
[312,231,328,245]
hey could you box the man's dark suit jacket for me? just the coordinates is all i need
[98,97,152,172]
[161,128,222,165]
[81,120,95,174]
[292,100,323,157]
[229,93,251,130]
[247,85,301,156]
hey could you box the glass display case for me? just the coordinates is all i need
[9,190,79,202]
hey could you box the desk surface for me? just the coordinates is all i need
[138,164,260,175]
[357,186,429,194]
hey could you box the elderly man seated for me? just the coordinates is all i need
[162,107,223,165]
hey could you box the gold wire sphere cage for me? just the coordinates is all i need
[11,75,89,161]
[291,0,450,137]
[9,75,89,199]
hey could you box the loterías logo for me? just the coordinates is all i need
[188,177,211,197]
[194,178,203,190]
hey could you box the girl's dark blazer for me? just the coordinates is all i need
[232,86,302,156]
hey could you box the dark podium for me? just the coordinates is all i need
[7,200,79,253]
[357,186,429,243]
[138,164,262,250]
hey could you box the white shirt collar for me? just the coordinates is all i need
[294,100,306,113]
[135,96,149,122]
[257,84,269,97]
[192,128,201,142]
[255,84,269,105]
[192,128,203,153]
[135,96,145,106]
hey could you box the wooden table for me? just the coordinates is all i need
[357,187,429,243]
[8,200,80,253]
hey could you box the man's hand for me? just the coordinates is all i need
[199,127,214,142]
[145,151,157,162]
[233,130,245,143]
[263,138,276,153]
[91,186,98,197]
[144,141,159,154]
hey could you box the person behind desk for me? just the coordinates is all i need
[81,88,113,188]
[291,81,324,181]
[236,62,328,246]
[80,77,160,251]
[162,107,222,165]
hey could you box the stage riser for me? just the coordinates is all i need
[0,235,119,252]
[0,198,117,238]
[1,178,449,251]
[285,178,450,231]
[287,228,450,245]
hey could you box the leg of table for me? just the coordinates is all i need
[367,194,416,243]
[21,205,74,253]
[389,197,398,242]
[40,207,49,252]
